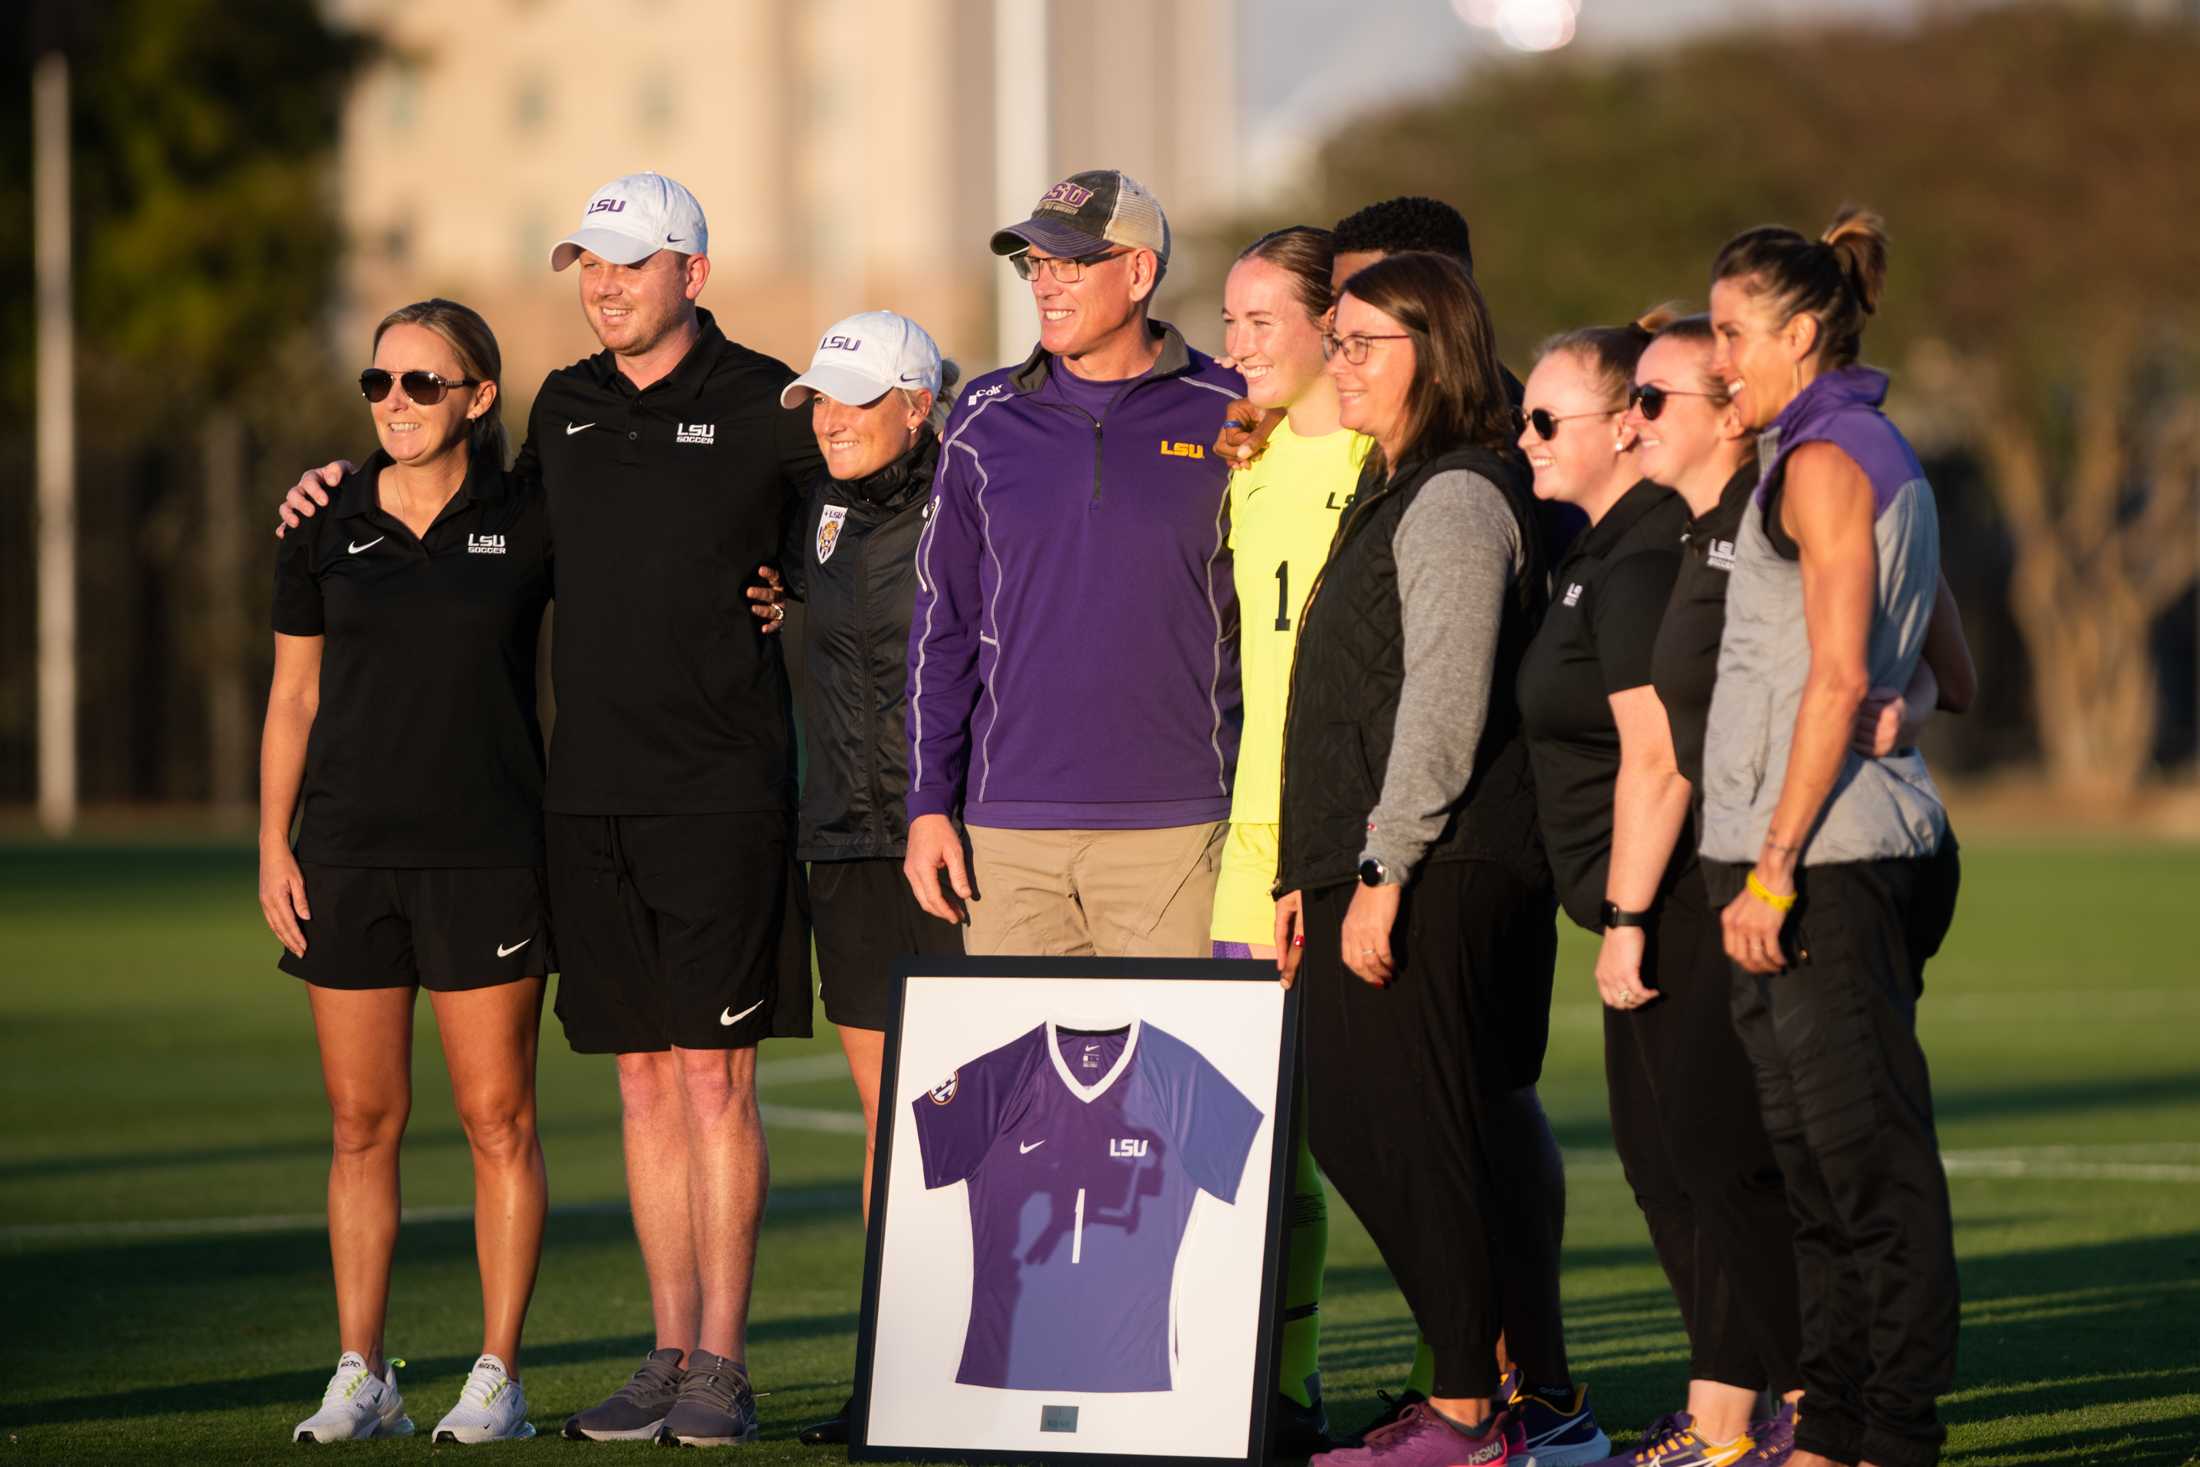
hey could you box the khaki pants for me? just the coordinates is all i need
[962,822,1226,958]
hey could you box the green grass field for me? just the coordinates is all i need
[2,838,2197,1465]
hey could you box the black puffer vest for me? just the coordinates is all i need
[790,433,938,860]
[1276,442,1550,894]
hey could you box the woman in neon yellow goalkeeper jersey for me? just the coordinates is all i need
[1211,226,1373,959]
[1210,225,1371,1454]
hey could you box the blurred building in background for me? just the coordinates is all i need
[327,0,1240,409]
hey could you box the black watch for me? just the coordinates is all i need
[1358,857,1388,888]
[1601,901,1653,929]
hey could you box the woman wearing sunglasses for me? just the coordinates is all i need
[1275,252,1569,1467]
[262,299,552,1445]
[1698,210,1967,1467]
[1518,310,1811,1466]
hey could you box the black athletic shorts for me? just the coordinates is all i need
[278,864,554,991]
[547,812,813,1053]
[810,857,964,1031]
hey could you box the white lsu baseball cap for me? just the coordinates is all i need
[550,171,709,270]
[780,311,944,409]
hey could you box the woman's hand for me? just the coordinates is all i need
[259,842,311,957]
[1722,872,1792,975]
[746,564,788,634]
[1594,924,1655,1010]
[1340,882,1402,987]
[1273,890,1305,989]
[1851,685,1924,756]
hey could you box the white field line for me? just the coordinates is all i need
[8,1119,2195,1246]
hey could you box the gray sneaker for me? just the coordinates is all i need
[563,1348,685,1442]
[656,1350,759,1447]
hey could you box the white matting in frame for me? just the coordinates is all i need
[852,957,1298,1465]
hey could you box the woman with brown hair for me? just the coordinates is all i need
[1701,208,1964,1467]
[1274,252,1595,1467]
[262,299,551,1445]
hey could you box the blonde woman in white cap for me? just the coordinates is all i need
[742,311,961,1446]
[278,171,823,1449]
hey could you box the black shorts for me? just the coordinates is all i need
[810,857,965,1031]
[278,864,554,991]
[547,812,813,1053]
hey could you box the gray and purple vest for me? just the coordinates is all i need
[1699,367,1948,866]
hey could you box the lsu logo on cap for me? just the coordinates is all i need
[1037,180,1095,212]
[816,504,849,564]
[819,333,863,352]
[586,197,626,215]
[928,1071,960,1106]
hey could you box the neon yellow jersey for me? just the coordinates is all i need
[1227,418,1374,825]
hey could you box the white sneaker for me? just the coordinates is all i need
[293,1351,414,1442]
[433,1354,535,1443]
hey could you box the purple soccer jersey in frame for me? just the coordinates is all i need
[910,1020,1265,1393]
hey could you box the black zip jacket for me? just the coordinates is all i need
[785,433,939,860]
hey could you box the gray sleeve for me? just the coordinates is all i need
[1360,470,1524,882]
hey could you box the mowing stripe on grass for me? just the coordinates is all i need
[8,1133,2194,1247]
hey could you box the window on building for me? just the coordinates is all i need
[515,75,548,131]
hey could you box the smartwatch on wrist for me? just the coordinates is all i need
[1357,857,1388,888]
[1600,901,1652,929]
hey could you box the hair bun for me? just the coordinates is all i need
[1819,206,1889,316]
[1631,300,1687,336]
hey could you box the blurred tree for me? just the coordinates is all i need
[3,0,366,807]
[1303,3,2200,798]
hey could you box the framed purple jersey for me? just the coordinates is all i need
[911,1019,1264,1393]
[855,957,1296,1464]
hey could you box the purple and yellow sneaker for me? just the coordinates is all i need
[1313,1402,1522,1464]
[1742,1400,1796,1464]
[1584,1413,1755,1467]
[1509,1383,1610,1466]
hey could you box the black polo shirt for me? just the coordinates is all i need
[272,449,552,867]
[1516,478,1689,930]
[515,309,822,815]
[1650,462,1757,790]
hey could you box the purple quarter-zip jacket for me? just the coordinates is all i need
[906,324,1245,829]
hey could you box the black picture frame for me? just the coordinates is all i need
[849,955,1301,1465]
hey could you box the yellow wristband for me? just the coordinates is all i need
[1746,871,1796,913]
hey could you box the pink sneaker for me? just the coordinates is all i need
[1312,1402,1521,1465]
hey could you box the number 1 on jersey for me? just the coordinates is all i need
[1274,562,1291,631]
[1072,1186,1086,1264]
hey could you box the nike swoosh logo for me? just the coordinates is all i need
[348,537,384,554]
[667,236,688,243]
[496,939,530,958]
[566,421,596,435]
[1019,1140,1045,1154]
[720,998,765,1027]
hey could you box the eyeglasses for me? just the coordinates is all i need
[1010,248,1131,283]
[359,369,480,405]
[1319,332,1411,365]
[1524,405,1622,441]
[1627,383,1722,421]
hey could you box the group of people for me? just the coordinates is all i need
[260,162,1969,1467]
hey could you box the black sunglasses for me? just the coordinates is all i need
[1627,383,1722,420]
[1524,405,1620,441]
[359,368,480,405]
